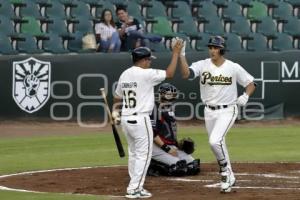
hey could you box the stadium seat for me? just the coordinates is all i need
[222,1,243,20]
[0,15,16,36]
[196,1,218,19]
[46,17,69,36]
[285,0,300,18]
[195,32,211,51]
[272,33,294,51]
[81,0,100,6]
[259,0,278,7]
[223,33,243,52]
[145,1,167,19]
[127,1,143,21]
[69,17,94,33]
[247,1,268,21]
[0,33,18,55]
[176,16,200,38]
[18,0,42,18]
[246,33,269,51]
[67,31,84,52]
[283,16,300,38]
[229,15,252,37]
[202,16,225,35]
[42,33,69,54]
[20,16,44,36]
[16,33,44,54]
[0,1,16,18]
[212,0,228,8]
[149,16,175,37]
[44,0,67,19]
[273,1,293,21]
[170,1,193,19]
[70,1,92,19]
[233,0,252,8]
[110,0,127,7]
[259,0,278,16]
[256,16,277,38]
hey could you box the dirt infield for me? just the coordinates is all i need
[0,163,299,200]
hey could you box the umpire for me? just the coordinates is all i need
[147,83,200,176]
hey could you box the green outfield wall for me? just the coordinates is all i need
[0,51,299,124]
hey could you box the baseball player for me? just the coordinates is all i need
[148,83,200,176]
[178,36,256,192]
[113,41,183,198]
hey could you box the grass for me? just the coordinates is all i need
[0,191,105,200]
[0,125,300,199]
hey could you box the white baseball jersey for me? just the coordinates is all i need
[189,58,254,105]
[115,66,166,116]
[95,22,117,41]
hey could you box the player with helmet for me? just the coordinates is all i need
[147,83,200,177]
[113,40,183,198]
[178,36,256,192]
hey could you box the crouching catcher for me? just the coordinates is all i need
[147,83,200,176]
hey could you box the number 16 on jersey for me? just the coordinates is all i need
[123,90,136,108]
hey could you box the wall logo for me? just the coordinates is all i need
[12,57,51,113]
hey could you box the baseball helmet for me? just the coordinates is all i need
[158,83,178,101]
[207,35,226,55]
[131,47,156,63]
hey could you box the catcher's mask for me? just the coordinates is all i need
[207,35,226,55]
[158,83,178,101]
[131,47,156,63]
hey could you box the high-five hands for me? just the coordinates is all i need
[171,37,186,56]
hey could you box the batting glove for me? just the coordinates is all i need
[237,92,249,106]
[112,110,121,125]
[181,40,186,57]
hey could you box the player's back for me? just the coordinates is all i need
[117,66,166,116]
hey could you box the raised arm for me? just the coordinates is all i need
[165,40,183,79]
[179,55,190,79]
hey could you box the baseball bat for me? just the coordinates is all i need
[100,88,125,158]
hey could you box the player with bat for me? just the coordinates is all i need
[112,39,183,198]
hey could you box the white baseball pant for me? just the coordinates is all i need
[121,114,153,192]
[204,105,238,172]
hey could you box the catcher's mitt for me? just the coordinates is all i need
[178,137,195,154]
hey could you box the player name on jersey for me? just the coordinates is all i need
[121,82,137,88]
[201,72,232,85]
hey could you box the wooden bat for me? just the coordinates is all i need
[100,88,125,158]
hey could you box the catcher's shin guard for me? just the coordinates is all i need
[187,159,200,175]
[147,159,170,176]
[168,160,187,176]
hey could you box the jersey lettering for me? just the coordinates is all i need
[201,72,232,85]
[123,90,137,108]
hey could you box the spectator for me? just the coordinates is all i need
[95,9,121,53]
[115,6,162,51]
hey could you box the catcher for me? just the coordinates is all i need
[147,83,200,176]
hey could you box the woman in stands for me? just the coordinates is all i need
[95,9,121,53]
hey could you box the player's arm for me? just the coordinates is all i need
[165,40,183,79]
[154,135,177,157]
[179,55,190,79]
[245,82,256,97]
